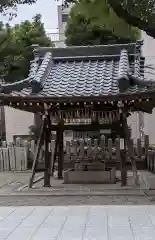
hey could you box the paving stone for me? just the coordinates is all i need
[0,206,155,239]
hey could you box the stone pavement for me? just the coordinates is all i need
[0,170,155,197]
[0,172,40,195]
[0,205,155,239]
[17,170,155,196]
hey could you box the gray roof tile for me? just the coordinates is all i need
[1,41,154,99]
[41,60,120,97]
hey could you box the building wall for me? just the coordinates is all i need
[4,107,34,144]
[57,5,71,41]
[141,31,155,144]
[125,31,155,144]
[144,109,155,144]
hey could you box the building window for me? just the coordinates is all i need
[62,14,68,23]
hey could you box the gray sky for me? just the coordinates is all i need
[1,0,60,32]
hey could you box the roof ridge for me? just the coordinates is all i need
[117,49,131,93]
[36,42,140,59]
[37,42,140,51]
[0,41,148,99]
[118,49,129,79]
[32,52,53,86]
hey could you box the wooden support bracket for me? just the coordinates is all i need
[28,119,45,188]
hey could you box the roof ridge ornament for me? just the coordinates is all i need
[33,52,52,83]
[31,52,53,93]
[118,49,129,78]
[25,45,40,80]
[118,49,130,93]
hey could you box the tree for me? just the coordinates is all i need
[0,0,37,20]
[65,0,140,46]
[64,0,155,39]
[0,14,53,83]
[107,0,155,39]
[0,23,16,81]
[0,0,36,12]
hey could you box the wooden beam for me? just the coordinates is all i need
[1,89,155,102]
[50,122,122,131]
[3,96,155,115]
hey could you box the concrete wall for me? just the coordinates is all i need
[126,31,155,144]
[144,109,155,144]
[4,107,34,144]
[57,5,72,41]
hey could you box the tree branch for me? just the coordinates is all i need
[108,0,155,39]
[0,0,37,12]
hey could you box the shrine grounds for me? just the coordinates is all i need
[0,171,155,239]
[0,170,154,206]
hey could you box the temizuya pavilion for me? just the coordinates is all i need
[0,40,154,187]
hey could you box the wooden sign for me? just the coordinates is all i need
[100,129,111,134]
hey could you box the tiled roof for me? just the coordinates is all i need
[0,41,154,99]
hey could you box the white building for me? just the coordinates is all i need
[57,5,71,40]
[46,5,71,48]
[142,31,155,144]
[4,107,34,144]
[128,31,155,144]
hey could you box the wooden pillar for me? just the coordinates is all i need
[123,118,139,186]
[51,129,58,176]
[43,116,51,187]
[57,120,64,179]
[120,147,127,186]
[144,135,149,168]
[119,106,127,186]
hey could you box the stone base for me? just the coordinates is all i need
[64,168,116,184]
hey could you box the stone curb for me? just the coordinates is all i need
[0,192,148,197]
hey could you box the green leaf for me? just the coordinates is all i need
[0,14,54,83]
[65,0,140,46]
